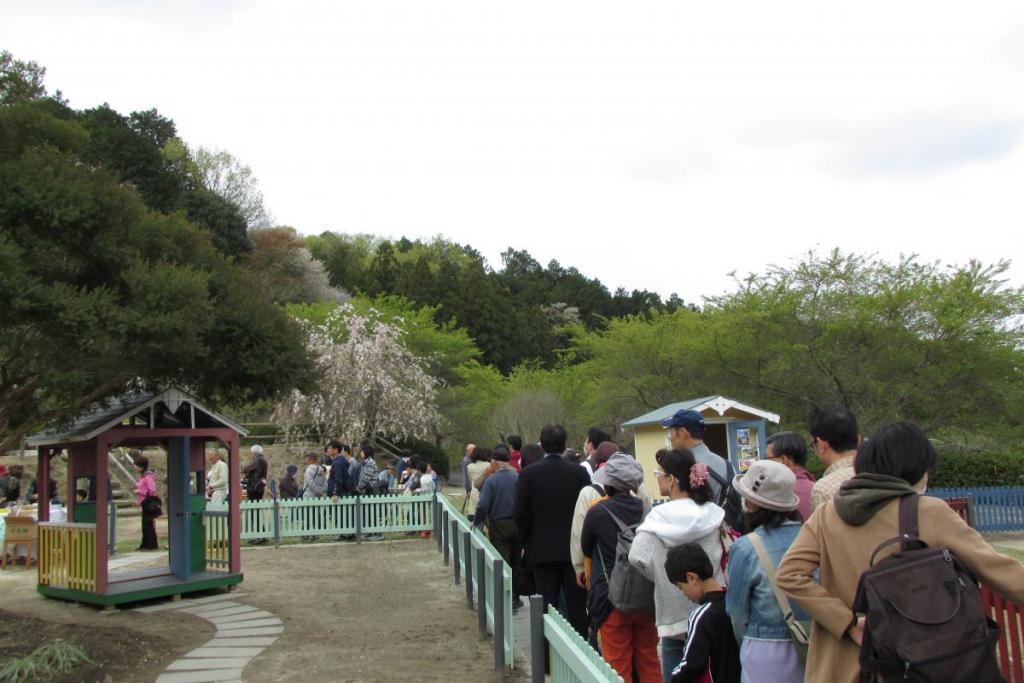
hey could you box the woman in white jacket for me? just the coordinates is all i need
[628,448,727,683]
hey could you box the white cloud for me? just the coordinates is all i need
[4,0,1023,299]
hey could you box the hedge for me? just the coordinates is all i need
[803,450,1024,488]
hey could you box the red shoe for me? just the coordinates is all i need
[419,531,432,539]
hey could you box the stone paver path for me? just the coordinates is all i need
[135,592,282,682]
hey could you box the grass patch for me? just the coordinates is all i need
[0,640,94,683]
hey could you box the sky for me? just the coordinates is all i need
[4,1,1024,300]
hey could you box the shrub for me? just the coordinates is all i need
[930,449,1024,489]
[801,449,1022,489]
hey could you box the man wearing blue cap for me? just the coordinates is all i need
[661,409,733,503]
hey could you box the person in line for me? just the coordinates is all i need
[465,446,492,521]
[279,464,300,499]
[764,432,815,521]
[563,448,582,464]
[355,443,384,540]
[343,444,359,489]
[516,424,591,635]
[473,447,523,608]
[580,427,612,480]
[301,451,328,541]
[243,445,268,501]
[460,443,475,499]
[303,451,328,498]
[324,440,349,501]
[776,422,1024,682]
[242,445,269,544]
[581,453,660,682]
[507,435,523,473]
[133,454,160,551]
[377,465,396,494]
[394,449,412,485]
[807,406,859,511]
[571,443,654,588]
[356,442,380,494]
[664,543,741,683]
[75,488,88,503]
[519,443,544,469]
[725,460,807,683]
[629,448,727,683]
[414,460,435,495]
[205,448,229,504]
[662,409,731,503]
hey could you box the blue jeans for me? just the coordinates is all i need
[661,636,686,683]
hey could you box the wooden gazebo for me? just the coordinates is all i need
[26,387,246,606]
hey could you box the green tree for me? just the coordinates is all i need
[0,50,48,106]
[192,146,272,229]
[0,101,311,450]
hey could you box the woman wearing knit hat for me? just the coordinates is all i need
[725,459,807,683]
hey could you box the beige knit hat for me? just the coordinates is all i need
[733,459,800,512]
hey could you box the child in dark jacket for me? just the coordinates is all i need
[664,542,740,683]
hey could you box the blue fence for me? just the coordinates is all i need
[928,487,1024,533]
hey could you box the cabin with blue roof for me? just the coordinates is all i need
[621,396,780,495]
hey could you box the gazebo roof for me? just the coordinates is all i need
[621,395,781,429]
[26,387,249,446]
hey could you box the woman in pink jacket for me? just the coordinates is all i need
[133,454,160,551]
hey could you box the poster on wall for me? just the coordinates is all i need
[736,429,750,446]
[738,445,759,472]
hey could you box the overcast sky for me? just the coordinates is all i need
[5,1,1024,300]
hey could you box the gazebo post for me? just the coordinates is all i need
[38,446,50,522]
[228,436,241,574]
[94,437,109,594]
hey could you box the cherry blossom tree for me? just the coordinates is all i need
[273,304,440,445]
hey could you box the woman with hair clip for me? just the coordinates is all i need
[629,448,728,683]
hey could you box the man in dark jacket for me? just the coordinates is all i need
[516,424,591,635]
[327,440,351,500]
[474,448,522,608]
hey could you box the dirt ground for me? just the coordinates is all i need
[0,584,213,682]
[235,538,524,682]
[0,537,522,682]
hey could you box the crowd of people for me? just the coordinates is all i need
[459,408,1024,683]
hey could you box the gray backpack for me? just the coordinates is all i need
[596,507,656,614]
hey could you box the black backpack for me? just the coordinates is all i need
[852,494,1002,682]
[707,461,745,534]
[594,507,655,614]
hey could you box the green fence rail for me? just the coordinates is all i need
[531,597,624,683]
[208,493,435,542]
[434,493,515,677]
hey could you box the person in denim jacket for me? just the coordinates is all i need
[725,459,807,683]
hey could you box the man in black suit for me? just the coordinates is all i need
[516,424,591,635]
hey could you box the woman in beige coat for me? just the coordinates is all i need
[776,422,1024,683]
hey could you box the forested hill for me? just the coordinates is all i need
[305,234,691,371]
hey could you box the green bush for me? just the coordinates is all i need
[930,449,1024,489]
[801,449,1022,489]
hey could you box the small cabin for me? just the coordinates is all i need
[622,396,780,495]
[26,387,246,606]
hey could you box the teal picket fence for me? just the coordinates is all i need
[929,487,1024,533]
[544,605,624,683]
[435,493,515,672]
[208,493,435,540]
